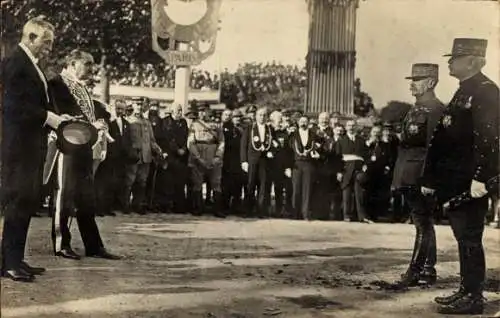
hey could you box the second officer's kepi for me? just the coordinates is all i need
[443,38,487,57]
[405,63,439,80]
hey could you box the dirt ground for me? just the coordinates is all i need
[1,213,499,318]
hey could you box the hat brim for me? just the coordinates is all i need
[404,76,430,80]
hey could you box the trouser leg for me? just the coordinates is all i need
[1,213,31,270]
[354,172,367,220]
[405,188,436,274]
[448,198,487,294]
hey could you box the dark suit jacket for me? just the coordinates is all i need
[107,117,130,161]
[163,117,189,165]
[223,121,243,173]
[1,47,51,211]
[240,122,274,164]
[335,135,367,188]
[289,129,318,165]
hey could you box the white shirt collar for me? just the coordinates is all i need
[19,43,38,65]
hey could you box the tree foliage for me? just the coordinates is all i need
[1,0,157,68]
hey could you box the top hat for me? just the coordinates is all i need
[405,63,439,80]
[444,38,487,57]
[56,120,98,154]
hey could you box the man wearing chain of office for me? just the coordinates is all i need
[46,49,120,260]
[421,38,499,315]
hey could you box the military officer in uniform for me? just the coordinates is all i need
[422,39,499,315]
[391,63,444,287]
[188,103,225,217]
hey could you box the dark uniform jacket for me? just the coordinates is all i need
[392,97,444,189]
[1,47,51,212]
[422,72,499,202]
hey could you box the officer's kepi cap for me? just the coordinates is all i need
[405,63,439,80]
[443,38,487,57]
[131,96,143,104]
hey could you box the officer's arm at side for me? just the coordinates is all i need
[471,83,500,183]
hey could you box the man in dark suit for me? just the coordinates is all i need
[240,107,273,217]
[47,49,121,261]
[311,112,335,220]
[363,124,393,220]
[391,63,444,288]
[423,39,499,315]
[222,109,245,214]
[269,111,293,217]
[336,120,372,223]
[95,99,129,215]
[160,103,189,214]
[289,116,321,220]
[1,17,69,282]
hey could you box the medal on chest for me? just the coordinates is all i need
[442,115,452,128]
[408,124,419,135]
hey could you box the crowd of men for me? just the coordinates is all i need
[1,16,499,316]
[87,99,404,224]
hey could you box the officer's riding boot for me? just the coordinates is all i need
[192,191,203,216]
[213,191,226,218]
[434,284,467,305]
[437,292,484,315]
[396,229,422,288]
[421,229,437,285]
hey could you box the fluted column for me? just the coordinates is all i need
[305,0,358,115]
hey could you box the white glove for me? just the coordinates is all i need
[285,168,292,178]
[421,186,435,196]
[336,173,343,182]
[470,179,487,198]
[162,152,169,159]
[362,165,368,172]
[241,162,249,173]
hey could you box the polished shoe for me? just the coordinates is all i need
[55,248,81,260]
[395,270,420,288]
[20,261,45,275]
[86,249,122,260]
[437,293,484,315]
[2,268,35,282]
[434,287,467,305]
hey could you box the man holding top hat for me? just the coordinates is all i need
[391,63,444,288]
[1,16,71,282]
[46,49,121,260]
[422,38,499,315]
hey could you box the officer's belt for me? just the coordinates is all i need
[342,154,364,162]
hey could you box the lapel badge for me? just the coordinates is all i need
[371,155,377,162]
[442,115,452,128]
